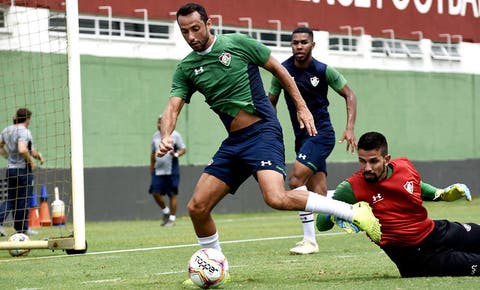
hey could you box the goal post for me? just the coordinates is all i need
[66,0,86,253]
[0,0,86,254]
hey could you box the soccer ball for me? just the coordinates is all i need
[188,248,229,289]
[7,233,31,257]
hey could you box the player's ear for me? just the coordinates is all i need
[206,18,212,30]
[384,154,391,163]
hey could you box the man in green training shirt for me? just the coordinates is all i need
[157,3,381,270]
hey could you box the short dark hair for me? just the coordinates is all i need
[177,3,208,23]
[15,108,32,123]
[292,26,314,41]
[358,131,388,156]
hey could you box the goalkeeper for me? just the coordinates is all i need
[316,131,478,277]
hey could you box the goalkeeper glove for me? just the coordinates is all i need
[434,183,472,202]
[330,215,360,234]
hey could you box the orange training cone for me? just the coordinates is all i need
[39,185,52,227]
[28,190,40,228]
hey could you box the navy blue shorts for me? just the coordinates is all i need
[149,174,179,197]
[295,129,335,174]
[204,119,286,194]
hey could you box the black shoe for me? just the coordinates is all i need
[161,214,170,226]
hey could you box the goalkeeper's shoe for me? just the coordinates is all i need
[351,201,382,243]
[435,183,472,202]
[289,239,319,255]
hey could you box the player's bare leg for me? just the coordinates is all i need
[183,174,231,286]
[152,193,167,208]
[187,173,229,252]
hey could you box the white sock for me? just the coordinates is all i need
[299,211,316,243]
[198,231,222,252]
[169,215,176,222]
[162,207,170,215]
[305,191,354,221]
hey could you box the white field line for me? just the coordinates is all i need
[0,232,344,263]
[81,277,122,284]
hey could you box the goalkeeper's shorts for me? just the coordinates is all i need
[382,220,480,277]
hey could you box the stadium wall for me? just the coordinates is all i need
[1,54,479,221]
[1,159,478,222]
[82,160,480,221]
[78,55,480,167]
[80,55,480,221]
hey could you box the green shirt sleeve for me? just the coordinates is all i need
[332,181,358,204]
[420,181,439,201]
[171,64,194,102]
[325,66,347,92]
[233,33,271,66]
[268,76,282,97]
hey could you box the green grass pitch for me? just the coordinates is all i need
[0,199,479,289]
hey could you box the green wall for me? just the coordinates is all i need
[81,55,479,167]
[2,52,479,168]
[324,70,479,162]
[80,56,226,167]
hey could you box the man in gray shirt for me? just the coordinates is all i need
[0,108,43,236]
[149,115,186,226]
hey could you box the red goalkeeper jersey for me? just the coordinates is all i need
[347,157,435,246]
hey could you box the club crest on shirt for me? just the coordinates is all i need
[219,52,231,67]
[403,181,414,194]
[310,76,319,87]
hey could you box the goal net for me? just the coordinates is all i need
[0,0,85,254]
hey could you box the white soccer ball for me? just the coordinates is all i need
[188,248,229,289]
[7,233,31,257]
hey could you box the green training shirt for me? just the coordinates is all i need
[170,33,272,129]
